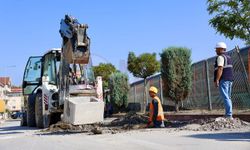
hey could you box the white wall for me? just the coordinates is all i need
[6,96,21,111]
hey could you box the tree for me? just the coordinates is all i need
[207,0,250,44]
[108,72,130,112]
[93,63,117,90]
[160,47,192,112]
[127,52,160,113]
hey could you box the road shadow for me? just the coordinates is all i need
[36,131,84,136]
[0,131,24,135]
[186,132,250,142]
[0,126,37,131]
[0,123,38,135]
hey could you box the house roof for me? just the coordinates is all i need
[11,87,22,93]
[0,77,11,86]
[0,82,4,87]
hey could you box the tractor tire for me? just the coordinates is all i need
[27,94,36,127]
[35,92,50,128]
[20,112,27,126]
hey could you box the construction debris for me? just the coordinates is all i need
[197,117,250,131]
[43,112,149,134]
[177,117,250,131]
[44,121,101,134]
[43,113,250,134]
[110,112,148,129]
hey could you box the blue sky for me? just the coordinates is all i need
[0,0,246,86]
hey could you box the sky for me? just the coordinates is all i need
[0,0,246,86]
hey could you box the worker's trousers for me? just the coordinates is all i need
[219,80,233,117]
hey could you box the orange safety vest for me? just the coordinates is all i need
[149,96,164,122]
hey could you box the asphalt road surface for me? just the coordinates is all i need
[0,120,250,150]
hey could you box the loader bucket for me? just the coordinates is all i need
[63,96,104,125]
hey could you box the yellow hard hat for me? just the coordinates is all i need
[149,86,158,94]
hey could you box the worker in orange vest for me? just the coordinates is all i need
[147,86,165,128]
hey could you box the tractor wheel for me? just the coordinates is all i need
[27,94,36,127]
[20,111,27,126]
[35,92,50,128]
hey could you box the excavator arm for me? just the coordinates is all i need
[58,15,104,125]
[58,15,91,105]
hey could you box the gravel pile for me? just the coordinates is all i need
[178,117,250,131]
[197,117,250,131]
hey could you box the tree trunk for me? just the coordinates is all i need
[175,100,179,112]
[143,79,147,114]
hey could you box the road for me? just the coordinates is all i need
[0,120,250,150]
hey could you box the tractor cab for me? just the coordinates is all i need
[22,49,61,96]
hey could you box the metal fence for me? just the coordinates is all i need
[128,46,250,111]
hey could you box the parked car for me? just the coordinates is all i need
[10,111,22,119]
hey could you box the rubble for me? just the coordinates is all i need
[42,113,250,135]
[197,117,250,131]
[43,112,149,134]
[44,121,102,134]
[177,117,250,131]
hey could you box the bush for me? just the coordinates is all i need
[160,47,192,111]
[108,72,130,112]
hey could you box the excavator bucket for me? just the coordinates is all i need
[63,39,90,64]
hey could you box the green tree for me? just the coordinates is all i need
[160,47,192,112]
[108,72,130,112]
[93,63,117,89]
[207,0,250,44]
[127,52,160,113]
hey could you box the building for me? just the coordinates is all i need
[0,77,11,100]
[0,77,22,112]
[6,87,22,112]
[0,82,5,100]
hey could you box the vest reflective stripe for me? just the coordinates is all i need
[214,65,233,70]
[149,96,164,122]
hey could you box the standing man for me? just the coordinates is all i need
[214,42,233,119]
[147,86,165,128]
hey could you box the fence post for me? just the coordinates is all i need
[205,60,212,110]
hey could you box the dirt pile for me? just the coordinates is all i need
[43,112,149,134]
[197,117,250,131]
[110,112,148,129]
[178,117,250,131]
[44,121,103,134]
[43,114,250,134]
